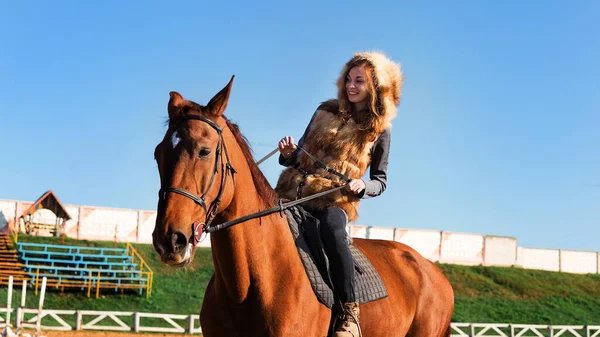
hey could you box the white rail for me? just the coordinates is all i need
[2,309,600,336]
[13,309,203,333]
[450,323,600,337]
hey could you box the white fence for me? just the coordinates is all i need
[2,308,203,334]
[2,308,600,336]
[2,198,599,274]
[450,323,600,337]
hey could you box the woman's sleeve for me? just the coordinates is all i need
[358,128,391,199]
[278,110,318,167]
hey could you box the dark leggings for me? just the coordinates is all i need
[312,206,356,303]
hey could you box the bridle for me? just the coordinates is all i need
[158,114,236,245]
[158,113,351,244]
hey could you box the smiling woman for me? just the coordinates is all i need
[274,51,405,335]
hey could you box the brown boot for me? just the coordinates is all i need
[334,302,360,337]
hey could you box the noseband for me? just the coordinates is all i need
[158,114,236,245]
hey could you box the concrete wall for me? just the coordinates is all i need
[394,229,442,262]
[2,198,599,275]
[367,226,395,241]
[484,236,517,267]
[0,200,17,231]
[439,232,484,266]
[517,247,560,272]
[559,250,598,274]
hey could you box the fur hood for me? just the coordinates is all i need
[335,51,403,132]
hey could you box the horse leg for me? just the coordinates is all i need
[407,262,454,337]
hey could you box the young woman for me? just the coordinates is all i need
[275,51,402,337]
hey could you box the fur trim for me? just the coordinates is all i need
[275,52,401,222]
[336,51,403,130]
[275,102,381,222]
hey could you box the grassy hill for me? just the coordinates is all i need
[2,234,600,325]
[438,263,600,324]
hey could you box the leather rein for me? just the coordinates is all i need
[159,114,349,244]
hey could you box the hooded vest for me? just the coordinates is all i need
[275,51,403,222]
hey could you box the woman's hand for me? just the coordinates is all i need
[346,179,366,195]
[278,136,297,158]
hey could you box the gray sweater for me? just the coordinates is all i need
[279,117,391,200]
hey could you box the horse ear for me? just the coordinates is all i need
[168,91,186,120]
[206,75,235,117]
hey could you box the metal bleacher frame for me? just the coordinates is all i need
[15,241,153,298]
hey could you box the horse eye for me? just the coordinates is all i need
[198,148,211,158]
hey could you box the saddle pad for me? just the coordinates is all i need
[284,206,388,308]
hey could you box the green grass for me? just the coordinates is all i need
[2,234,213,316]
[438,264,600,324]
[2,235,600,325]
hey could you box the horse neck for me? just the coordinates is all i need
[209,140,299,305]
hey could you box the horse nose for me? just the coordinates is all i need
[170,232,189,253]
[152,230,166,256]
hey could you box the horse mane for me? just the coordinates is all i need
[167,101,279,207]
[223,116,279,207]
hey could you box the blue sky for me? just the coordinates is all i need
[1,1,598,252]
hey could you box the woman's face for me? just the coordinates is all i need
[345,65,369,105]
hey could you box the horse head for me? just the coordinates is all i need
[152,76,236,267]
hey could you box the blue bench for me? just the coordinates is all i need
[20,256,138,270]
[19,251,134,263]
[24,265,148,293]
[16,242,149,295]
[23,265,144,278]
[17,242,128,255]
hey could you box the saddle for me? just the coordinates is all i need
[284,205,388,309]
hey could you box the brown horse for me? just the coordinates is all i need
[152,77,454,337]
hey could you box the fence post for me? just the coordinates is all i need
[17,280,27,329]
[6,276,13,329]
[35,268,40,295]
[470,324,475,337]
[585,325,590,337]
[15,308,21,330]
[188,315,195,333]
[36,277,47,336]
[96,270,101,299]
[134,312,140,332]
[76,311,82,330]
[87,270,92,298]
[509,324,514,337]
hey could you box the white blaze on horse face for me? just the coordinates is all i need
[171,131,181,148]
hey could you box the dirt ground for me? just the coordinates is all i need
[26,331,198,337]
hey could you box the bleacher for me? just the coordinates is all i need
[0,234,30,285]
[16,241,153,298]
